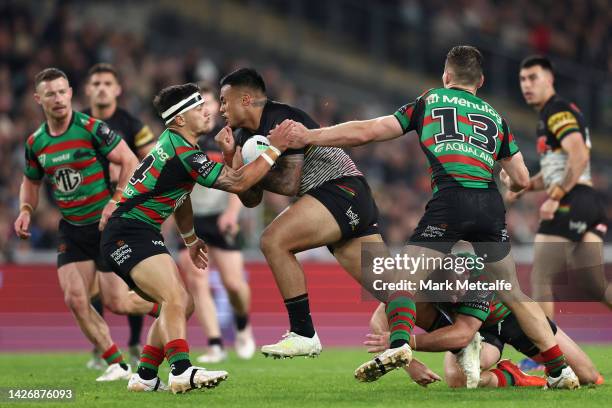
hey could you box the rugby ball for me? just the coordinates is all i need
[241,135,270,164]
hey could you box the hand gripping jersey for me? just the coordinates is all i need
[536,94,591,188]
[115,129,224,230]
[24,111,121,225]
[234,100,362,196]
[393,88,519,193]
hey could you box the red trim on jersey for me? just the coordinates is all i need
[45,157,97,174]
[436,154,492,171]
[152,195,177,207]
[446,173,492,181]
[64,208,103,222]
[149,166,160,179]
[133,182,148,194]
[85,117,96,132]
[136,205,163,224]
[56,190,110,209]
[82,172,105,185]
[37,139,93,156]
[27,134,36,147]
[175,146,195,155]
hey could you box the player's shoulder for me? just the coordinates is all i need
[113,107,142,124]
[72,110,100,134]
[27,123,47,146]
[544,94,581,116]
[265,100,318,127]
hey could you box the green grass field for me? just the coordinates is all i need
[0,346,609,408]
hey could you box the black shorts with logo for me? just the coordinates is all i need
[177,214,240,251]
[57,219,111,272]
[409,188,510,262]
[479,313,558,358]
[100,216,170,290]
[538,184,608,242]
[306,176,380,246]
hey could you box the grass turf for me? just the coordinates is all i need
[0,345,609,407]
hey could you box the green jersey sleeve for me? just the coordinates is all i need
[497,120,519,160]
[393,102,416,134]
[92,120,122,156]
[179,149,224,187]
[456,300,490,322]
[24,135,43,181]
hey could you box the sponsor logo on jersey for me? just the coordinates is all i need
[74,149,91,160]
[39,154,46,166]
[547,111,578,137]
[595,223,607,234]
[174,193,188,209]
[58,243,67,254]
[151,240,165,246]
[433,142,494,166]
[51,153,71,163]
[111,242,132,265]
[569,220,587,235]
[345,206,360,231]
[421,225,446,238]
[97,122,119,146]
[190,153,215,177]
[53,167,83,193]
[536,136,550,154]
[426,94,440,104]
[441,95,502,124]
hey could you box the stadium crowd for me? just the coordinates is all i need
[0,1,609,262]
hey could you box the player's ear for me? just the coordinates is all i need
[442,70,451,87]
[33,91,41,105]
[477,74,484,90]
[115,84,123,98]
[241,93,250,107]
[68,87,73,99]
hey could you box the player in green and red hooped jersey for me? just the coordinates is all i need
[364,250,601,387]
[13,67,153,382]
[286,46,579,389]
[109,83,290,393]
[84,63,155,370]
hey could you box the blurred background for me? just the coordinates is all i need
[0,0,610,348]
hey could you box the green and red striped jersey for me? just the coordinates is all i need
[24,111,121,225]
[393,88,519,193]
[483,298,511,327]
[115,129,224,230]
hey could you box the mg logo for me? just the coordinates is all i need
[54,167,82,193]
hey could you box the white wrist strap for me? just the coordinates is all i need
[184,238,198,247]
[268,145,281,155]
[180,228,195,239]
[261,152,275,166]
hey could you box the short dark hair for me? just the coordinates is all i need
[153,82,200,119]
[445,46,483,86]
[520,55,555,74]
[87,63,120,81]
[219,68,266,93]
[34,68,68,88]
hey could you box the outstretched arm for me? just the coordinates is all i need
[288,115,404,148]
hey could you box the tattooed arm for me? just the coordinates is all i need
[258,154,304,197]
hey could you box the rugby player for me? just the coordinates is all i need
[14,68,152,382]
[84,62,156,369]
[216,68,385,359]
[513,56,610,318]
[365,253,602,388]
[286,46,580,389]
[176,85,255,363]
[100,82,290,393]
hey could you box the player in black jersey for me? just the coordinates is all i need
[84,63,156,370]
[515,56,610,318]
[216,68,383,358]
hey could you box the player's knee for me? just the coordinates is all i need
[223,279,244,296]
[260,226,287,255]
[102,297,127,314]
[64,292,89,314]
